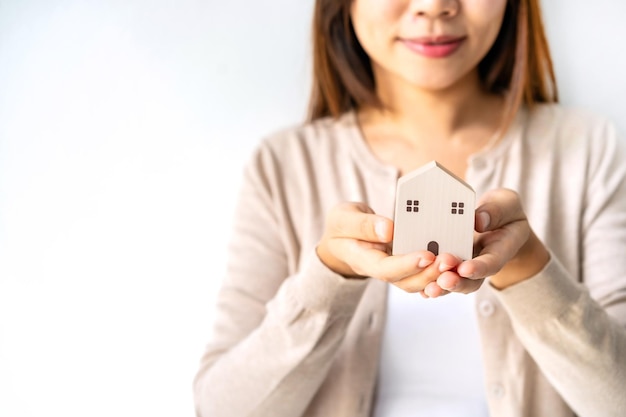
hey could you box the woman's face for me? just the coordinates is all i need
[350,0,508,92]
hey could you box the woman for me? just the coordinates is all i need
[194,1,626,416]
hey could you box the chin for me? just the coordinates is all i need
[398,66,476,93]
[405,75,462,92]
[374,60,476,95]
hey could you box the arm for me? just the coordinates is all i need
[492,123,626,417]
[423,120,626,415]
[193,145,369,417]
[432,121,626,416]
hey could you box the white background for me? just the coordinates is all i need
[0,1,624,416]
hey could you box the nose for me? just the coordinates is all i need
[410,0,459,19]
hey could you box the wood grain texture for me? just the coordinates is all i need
[392,161,475,260]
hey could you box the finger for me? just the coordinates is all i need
[459,222,529,279]
[437,271,484,294]
[474,188,526,233]
[327,202,393,243]
[423,281,449,298]
[333,238,435,281]
[391,253,462,292]
[437,253,463,273]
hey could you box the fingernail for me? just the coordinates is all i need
[418,257,433,268]
[439,262,452,273]
[437,277,461,291]
[424,286,433,297]
[458,264,474,279]
[478,211,490,230]
[442,281,458,291]
[375,221,388,241]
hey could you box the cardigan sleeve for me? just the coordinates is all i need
[493,120,626,417]
[193,143,368,417]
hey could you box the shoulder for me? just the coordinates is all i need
[259,113,357,158]
[246,112,359,176]
[522,104,626,195]
[522,103,624,160]
[525,103,621,145]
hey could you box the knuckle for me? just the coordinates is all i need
[373,266,392,282]
[351,265,367,277]
[326,206,344,232]
[359,217,372,238]
[394,282,418,293]
[402,273,432,291]
[502,188,519,199]
[328,203,346,217]
[378,275,393,283]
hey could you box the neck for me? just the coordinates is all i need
[365,71,503,143]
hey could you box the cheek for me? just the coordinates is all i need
[465,0,508,16]
[465,0,508,52]
[468,0,508,29]
[351,0,405,48]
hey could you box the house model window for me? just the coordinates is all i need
[406,200,419,212]
[392,161,475,260]
[451,202,465,215]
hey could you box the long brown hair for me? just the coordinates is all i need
[307,0,558,130]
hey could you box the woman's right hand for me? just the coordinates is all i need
[315,202,462,294]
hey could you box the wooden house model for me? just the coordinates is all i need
[392,161,475,260]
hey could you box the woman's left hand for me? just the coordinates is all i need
[424,188,551,297]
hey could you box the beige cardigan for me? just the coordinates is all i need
[194,105,626,417]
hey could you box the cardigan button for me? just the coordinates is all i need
[478,300,495,317]
[490,383,505,399]
[358,394,366,411]
[368,313,376,329]
[473,158,487,170]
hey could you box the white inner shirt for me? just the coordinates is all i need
[372,284,488,417]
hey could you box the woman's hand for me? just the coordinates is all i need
[434,188,551,295]
[316,202,463,294]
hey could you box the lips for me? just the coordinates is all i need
[400,35,467,58]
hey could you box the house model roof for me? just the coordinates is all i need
[397,161,473,192]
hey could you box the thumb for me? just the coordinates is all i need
[474,188,526,233]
